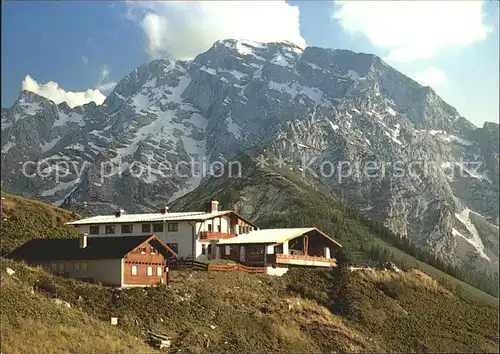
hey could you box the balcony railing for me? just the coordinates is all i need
[274,253,337,266]
[199,231,236,240]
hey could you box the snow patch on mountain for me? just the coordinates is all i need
[41,178,80,197]
[385,107,397,116]
[226,112,242,139]
[454,208,490,260]
[40,137,61,153]
[454,161,491,183]
[54,112,84,127]
[1,137,16,153]
[268,81,324,104]
[326,119,339,131]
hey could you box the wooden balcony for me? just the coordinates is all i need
[273,254,337,267]
[199,231,236,240]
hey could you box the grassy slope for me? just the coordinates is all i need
[172,159,499,308]
[1,258,498,353]
[0,194,151,353]
[1,191,80,253]
[0,171,497,352]
[285,267,499,353]
[1,261,155,353]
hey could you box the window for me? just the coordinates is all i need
[89,225,100,234]
[201,244,206,255]
[58,263,65,271]
[207,224,212,232]
[121,224,133,233]
[51,263,58,271]
[168,223,178,232]
[73,262,88,271]
[147,266,153,276]
[157,266,162,276]
[105,225,115,234]
[138,247,146,254]
[217,225,221,232]
[153,223,163,232]
[142,223,151,233]
[131,265,137,275]
[225,246,231,255]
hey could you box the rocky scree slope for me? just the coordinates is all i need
[1,39,498,276]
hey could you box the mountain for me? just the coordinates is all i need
[1,39,498,278]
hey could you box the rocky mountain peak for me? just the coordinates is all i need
[16,89,47,103]
[483,121,499,132]
[1,39,498,278]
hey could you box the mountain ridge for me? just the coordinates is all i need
[1,39,498,279]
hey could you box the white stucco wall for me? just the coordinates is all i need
[283,241,289,255]
[77,221,189,238]
[160,222,194,259]
[74,214,241,260]
[76,221,196,259]
[196,215,230,233]
[266,267,289,277]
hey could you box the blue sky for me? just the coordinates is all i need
[2,1,498,126]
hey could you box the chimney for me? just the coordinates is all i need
[115,208,125,217]
[210,200,219,213]
[80,233,88,249]
[157,205,169,214]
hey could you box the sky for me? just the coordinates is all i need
[1,1,499,127]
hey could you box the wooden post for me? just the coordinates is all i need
[165,259,170,286]
[304,235,309,256]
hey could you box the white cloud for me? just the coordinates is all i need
[333,1,491,62]
[125,1,306,60]
[81,56,89,65]
[411,68,448,88]
[22,75,106,108]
